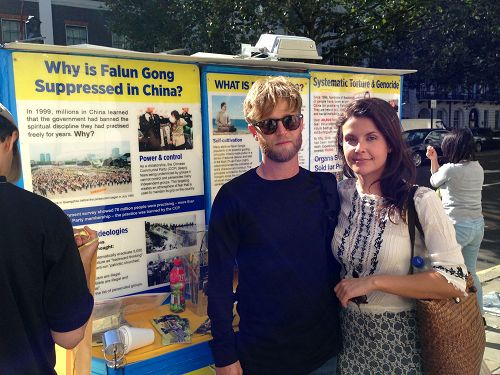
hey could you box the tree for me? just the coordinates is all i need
[104,0,268,53]
[262,0,430,65]
[104,0,426,61]
[368,0,499,94]
[104,0,498,95]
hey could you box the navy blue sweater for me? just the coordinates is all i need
[208,168,341,374]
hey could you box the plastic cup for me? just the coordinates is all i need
[118,325,155,354]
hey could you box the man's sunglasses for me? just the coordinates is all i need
[252,114,303,135]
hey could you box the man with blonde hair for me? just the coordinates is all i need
[0,103,98,374]
[208,77,341,375]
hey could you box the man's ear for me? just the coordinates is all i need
[6,131,18,151]
[248,124,257,137]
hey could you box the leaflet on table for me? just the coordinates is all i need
[310,72,401,172]
[206,72,310,202]
[11,52,205,299]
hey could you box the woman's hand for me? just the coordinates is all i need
[426,145,441,173]
[334,276,376,308]
[426,145,438,161]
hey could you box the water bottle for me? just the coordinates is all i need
[169,257,186,312]
[411,255,430,272]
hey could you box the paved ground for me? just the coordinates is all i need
[480,266,500,374]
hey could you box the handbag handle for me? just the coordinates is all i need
[407,185,424,275]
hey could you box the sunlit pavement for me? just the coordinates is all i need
[415,149,500,374]
[480,266,500,374]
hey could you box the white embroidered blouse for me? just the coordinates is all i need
[332,178,467,313]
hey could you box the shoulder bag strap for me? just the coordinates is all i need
[407,185,424,274]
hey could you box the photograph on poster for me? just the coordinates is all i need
[212,95,249,135]
[353,91,371,100]
[145,214,197,254]
[147,253,172,287]
[352,93,398,112]
[30,141,131,199]
[388,98,399,112]
[146,250,192,288]
[146,247,204,302]
[138,106,193,152]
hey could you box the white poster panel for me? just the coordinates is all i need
[310,72,401,173]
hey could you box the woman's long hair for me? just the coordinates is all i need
[171,110,181,121]
[336,98,416,221]
[442,128,476,163]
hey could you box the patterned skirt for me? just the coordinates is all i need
[337,308,423,375]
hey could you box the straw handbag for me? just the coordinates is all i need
[407,186,485,375]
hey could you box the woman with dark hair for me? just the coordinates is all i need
[426,128,484,313]
[332,98,467,374]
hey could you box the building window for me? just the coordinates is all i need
[418,108,430,119]
[483,110,489,127]
[65,25,87,45]
[453,110,461,128]
[469,108,479,128]
[112,33,131,50]
[495,111,499,129]
[1,19,22,43]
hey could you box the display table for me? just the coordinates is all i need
[91,304,214,374]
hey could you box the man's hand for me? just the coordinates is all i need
[215,361,243,375]
[74,226,98,252]
[73,226,99,282]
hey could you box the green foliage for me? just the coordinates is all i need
[367,0,499,93]
[104,0,498,92]
[103,0,268,53]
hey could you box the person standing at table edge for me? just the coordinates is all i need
[426,128,485,314]
[208,76,342,375]
[0,102,99,374]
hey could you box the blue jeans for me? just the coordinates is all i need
[454,218,484,313]
[308,355,337,375]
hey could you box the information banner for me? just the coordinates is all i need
[205,71,310,203]
[12,52,205,299]
[310,72,401,172]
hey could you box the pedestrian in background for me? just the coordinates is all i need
[426,128,485,313]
